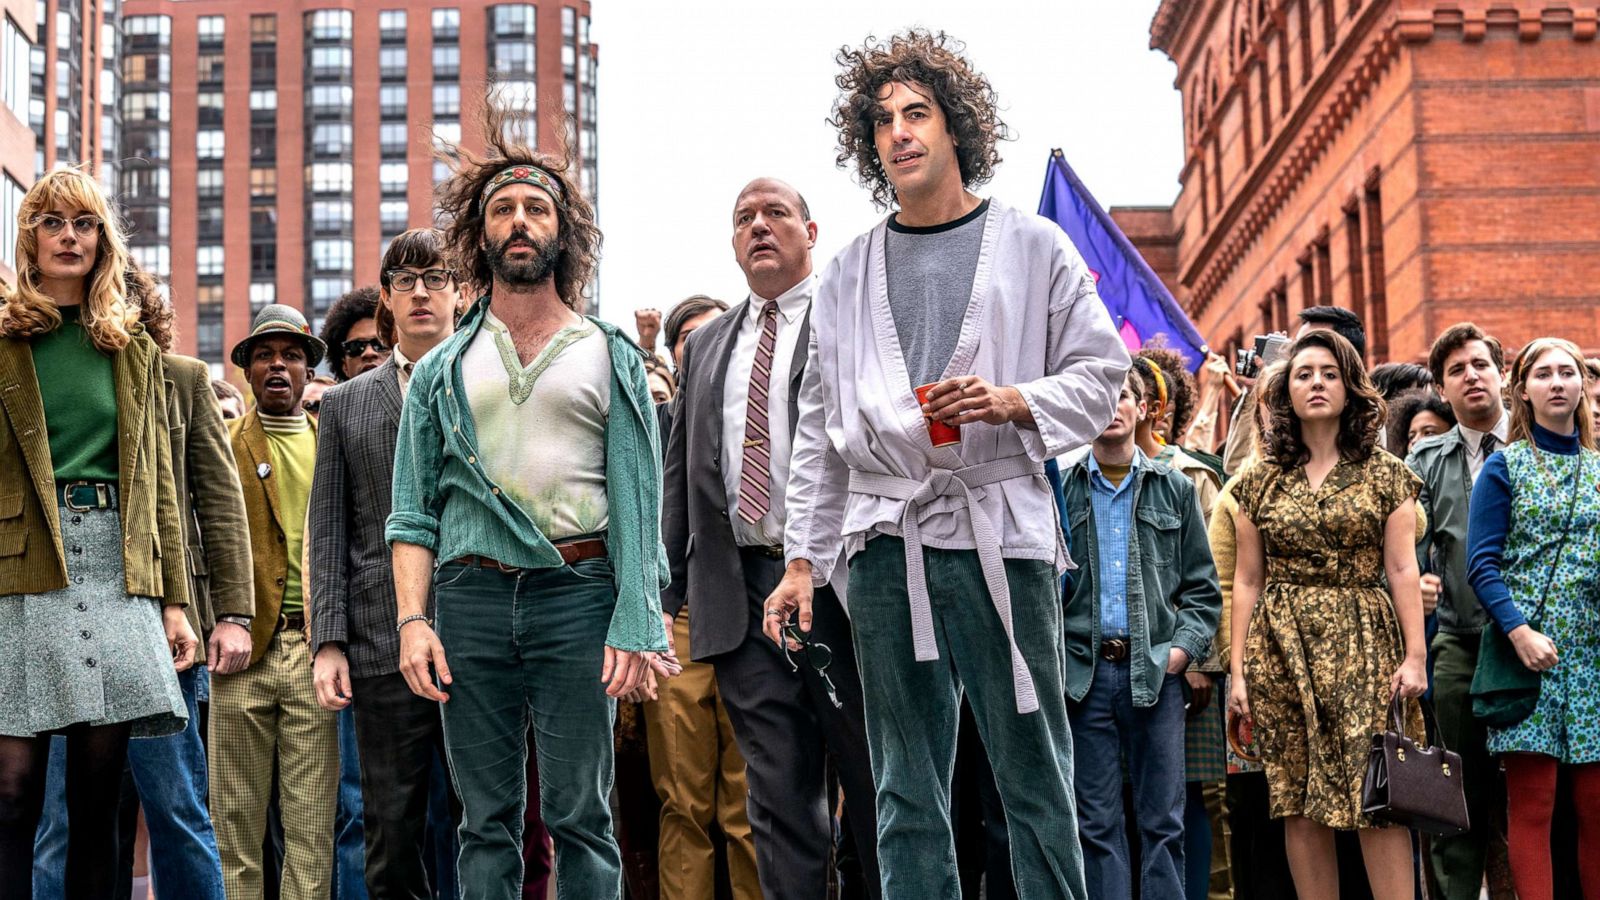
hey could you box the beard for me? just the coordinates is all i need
[486,229,562,287]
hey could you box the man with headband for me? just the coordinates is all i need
[386,111,676,896]
[764,31,1129,895]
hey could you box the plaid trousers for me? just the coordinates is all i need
[209,628,339,900]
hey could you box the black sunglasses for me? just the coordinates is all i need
[303,399,322,414]
[386,268,455,292]
[342,338,390,358]
[782,623,843,710]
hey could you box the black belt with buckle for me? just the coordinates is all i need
[740,545,786,560]
[1100,637,1131,662]
[276,612,306,633]
[58,481,117,511]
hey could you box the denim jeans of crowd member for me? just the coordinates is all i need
[432,556,623,900]
[846,535,1087,899]
[1067,662,1188,899]
[32,667,224,900]
[334,707,368,900]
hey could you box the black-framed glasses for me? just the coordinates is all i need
[303,400,322,414]
[387,268,455,292]
[33,214,101,237]
[782,624,844,709]
[342,338,390,358]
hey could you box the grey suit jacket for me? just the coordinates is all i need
[163,354,254,665]
[662,299,811,661]
[309,357,413,679]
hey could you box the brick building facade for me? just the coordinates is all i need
[116,0,597,371]
[1132,0,1600,367]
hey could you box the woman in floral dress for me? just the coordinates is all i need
[1228,330,1429,900]
[1467,337,1600,900]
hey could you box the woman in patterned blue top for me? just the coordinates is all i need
[1466,336,1600,900]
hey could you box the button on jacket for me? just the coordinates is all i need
[0,329,190,607]
[1062,455,1221,707]
[230,408,316,666]
[386,298,670,654]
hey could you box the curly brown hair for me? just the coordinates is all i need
[830,29,1009,209]
[125,261,174,352]
[1136,348,1197,438]
[1261,330,1387,469]
[434,101,599,309]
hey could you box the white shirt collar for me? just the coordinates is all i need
[392,343,416,373]
[747,274,815,326]
[1459,409,1509,452]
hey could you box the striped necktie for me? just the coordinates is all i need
[737,301,780,525]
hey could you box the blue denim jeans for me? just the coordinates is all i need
[432,557,622,900]
[334,705,368,900]
[1065,659,1187,900]
[33,666,224,900]
[846,536,1087,900]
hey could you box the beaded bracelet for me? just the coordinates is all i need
[396,614,432,633]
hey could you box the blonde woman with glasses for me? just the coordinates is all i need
[0,169,196,899]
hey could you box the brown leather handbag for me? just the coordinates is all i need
[1360,694,1470,837]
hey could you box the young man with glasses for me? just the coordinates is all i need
[309,230,468,899]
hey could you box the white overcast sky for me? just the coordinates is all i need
[590,0,1184,327]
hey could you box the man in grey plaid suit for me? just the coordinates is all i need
[309,229,466,898]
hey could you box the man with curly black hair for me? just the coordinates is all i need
[321,286,389,383]
[765,29,1130,898]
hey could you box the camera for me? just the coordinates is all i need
[1235,333,1290,379]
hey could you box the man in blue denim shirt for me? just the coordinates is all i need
[1061,368,1221,899]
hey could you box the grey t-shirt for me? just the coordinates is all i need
[885,200,990,388]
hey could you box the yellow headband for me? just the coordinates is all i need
[1138,357,1168,411]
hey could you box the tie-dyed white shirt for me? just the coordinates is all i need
[462,309,611,541]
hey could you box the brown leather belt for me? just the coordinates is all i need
[1100,637,1130,662]
[453,539,607,573]
[276,612,306,633]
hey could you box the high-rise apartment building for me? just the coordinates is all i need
[1,0,122,282]
[117,0,598,370]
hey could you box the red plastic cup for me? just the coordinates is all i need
[915,382,962,448]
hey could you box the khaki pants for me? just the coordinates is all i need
[209,629,338,900]
[643,609,761,900]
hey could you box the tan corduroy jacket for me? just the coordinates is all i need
[0,329,189,606]
[163,354,254,664]
[229,408,315,667]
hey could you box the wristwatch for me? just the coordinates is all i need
[216,614,252,628]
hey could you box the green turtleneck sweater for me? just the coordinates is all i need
[34,305,119,483]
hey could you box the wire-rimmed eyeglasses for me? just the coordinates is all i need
[782,623,843,710]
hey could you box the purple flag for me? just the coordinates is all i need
[1038,150,1208,371]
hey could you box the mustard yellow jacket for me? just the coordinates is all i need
[0,330,189,606]
[229,408,315,667]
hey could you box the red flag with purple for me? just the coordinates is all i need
[1038,149,1208,371]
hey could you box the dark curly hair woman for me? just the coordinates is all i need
[1229,329,1429,900]
[830,29,1010,210]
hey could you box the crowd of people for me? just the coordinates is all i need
[0,26,1597,900]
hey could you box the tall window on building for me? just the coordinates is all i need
[1297,0,1312,84]
[1,173,23,273]
[2,16,30,126]
[1298,250,1315,311]
[1314,229,1333,307]
[1274,277,1290,331]
[1363,173,1389,361]
[1321,0,1337,52]
[1343,197,1366,358]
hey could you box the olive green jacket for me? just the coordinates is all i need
[163,354,254,664]
[230,408,316,667]
[0,330,190,606]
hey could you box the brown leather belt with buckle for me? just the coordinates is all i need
[277,612,306,633]
[453,539,607,573]
[1100,637,1131,662]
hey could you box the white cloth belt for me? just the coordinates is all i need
[847,454,1044,714]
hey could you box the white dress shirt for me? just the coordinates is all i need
[721,276,813,548]
[1458,410,1509,482]
[393,343,417,399]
